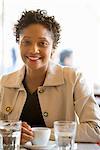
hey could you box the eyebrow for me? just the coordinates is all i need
[21,36,31,39]
[22,36,48,40]
[38,37,49,41]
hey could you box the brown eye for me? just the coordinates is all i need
[21,40,32,46]
[39,41,49,47]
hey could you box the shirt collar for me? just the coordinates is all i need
[43,62,64,86]
[1,62,65,88]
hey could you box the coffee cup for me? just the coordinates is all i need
[31,127,51,146]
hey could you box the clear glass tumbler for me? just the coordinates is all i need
[54,121,77,150]
[0,120,21,150]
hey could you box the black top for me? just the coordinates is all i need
[20,79,46,127]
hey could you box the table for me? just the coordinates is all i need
[77,143,100,150]
[21,143,100,150]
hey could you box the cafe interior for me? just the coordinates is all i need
[0,0,100,149]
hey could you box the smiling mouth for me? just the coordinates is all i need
[27,56,41,61]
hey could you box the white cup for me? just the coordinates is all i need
[31,127,51,146]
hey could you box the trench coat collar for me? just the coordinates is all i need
[1,61,65,88]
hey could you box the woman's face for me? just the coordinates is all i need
[19,24,53,71]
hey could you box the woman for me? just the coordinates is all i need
[0,9,100,144]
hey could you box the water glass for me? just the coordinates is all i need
[0,120,21,150]
[54,121,77,150]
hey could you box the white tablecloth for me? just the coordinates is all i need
[21,143,100,150]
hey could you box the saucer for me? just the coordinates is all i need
[24,141,56,150]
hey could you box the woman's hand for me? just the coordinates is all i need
[21,122,34,144]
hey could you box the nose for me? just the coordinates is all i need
[30,43,39,54]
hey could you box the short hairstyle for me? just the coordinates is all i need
[14,9,61,50]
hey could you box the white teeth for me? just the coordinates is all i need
[28,56,39,60]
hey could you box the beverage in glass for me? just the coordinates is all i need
[54,121,77,150]
[0,120,21,150]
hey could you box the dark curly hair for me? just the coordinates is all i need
[14,9,61,50]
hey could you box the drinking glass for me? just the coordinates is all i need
[0,120,21,150]
[54,121,77,150]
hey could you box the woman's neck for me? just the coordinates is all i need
[24,66,47,93]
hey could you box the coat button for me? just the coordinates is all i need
[6,107,12,113]
[39,88,45,93]
[43,112,48,117]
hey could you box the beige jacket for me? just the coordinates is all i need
[0,63,100,142]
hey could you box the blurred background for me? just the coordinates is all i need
[0,0,100,99]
